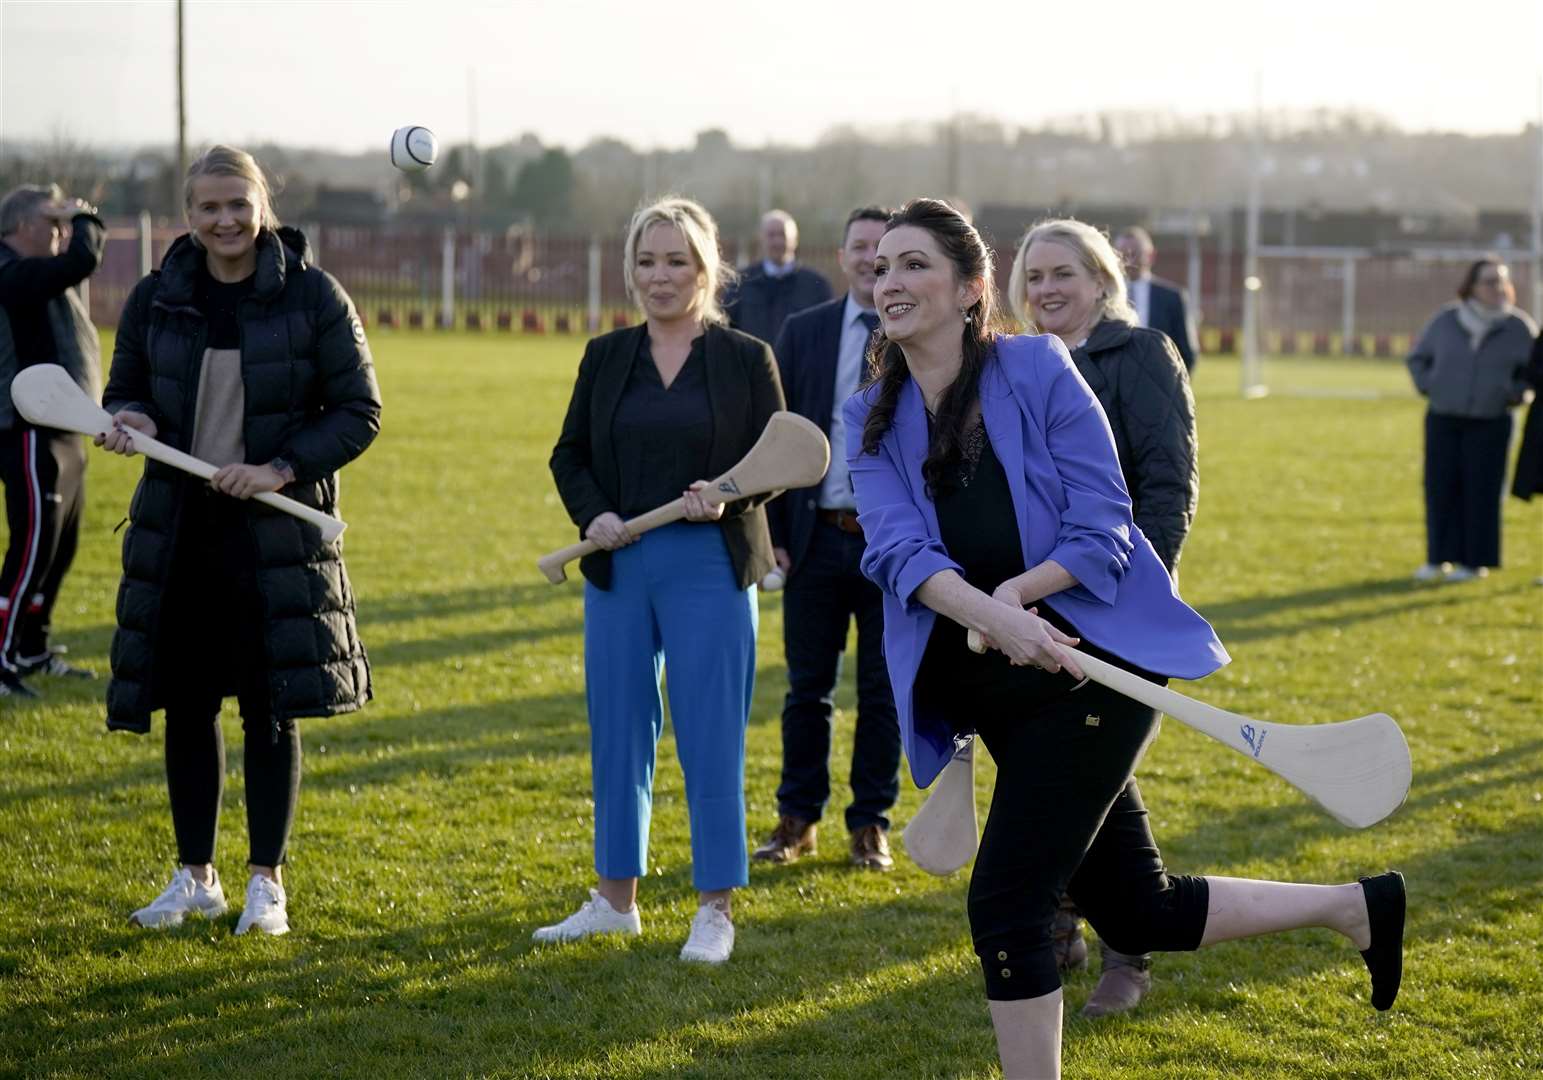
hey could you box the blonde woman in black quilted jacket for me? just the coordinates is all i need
[1006,215,1198,1018]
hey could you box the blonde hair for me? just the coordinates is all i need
[183,144,280,228]
[623,195,733,324]
[1008,217,1136,331]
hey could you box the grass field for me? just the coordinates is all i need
[1,334,1539,1079]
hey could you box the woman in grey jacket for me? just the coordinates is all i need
[1407,259,1537,582]
[1006,217,1198,1018]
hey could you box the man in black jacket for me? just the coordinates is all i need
[725,210,833,346]
[1117,226,1200,373]
[0,185,106,697]
[755,206,900,870]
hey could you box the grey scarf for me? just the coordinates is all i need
[1455,299,1511,352]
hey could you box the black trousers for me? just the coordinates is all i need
[1424,411,1513,568]
[0,428,86,668]
[925,660,1209,1001]
[777,521,901,831]
[160,490,300,868]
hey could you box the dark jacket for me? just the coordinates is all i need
[550,322,785,589]
[0,212,106,429]
[103,227,382,734]
[1069,319,1198,572]
[724,263,833,347]
[1512,332,1543,500]
[765,295,847,570]
[1147,276,1199,373]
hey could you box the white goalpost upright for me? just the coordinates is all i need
[1241,72,1268,398]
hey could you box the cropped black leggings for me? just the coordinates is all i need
[964,674,1210,1000]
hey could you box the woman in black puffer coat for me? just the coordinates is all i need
[1006,216,1198,1019]
[100,146,381,937]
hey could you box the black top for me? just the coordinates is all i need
[548,322,786,590]
[193,264,256,348]
[917,415,1072,707]
[611,334,713,517]
[915,414,1163,725]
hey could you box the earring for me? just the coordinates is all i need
[961,308,972,324]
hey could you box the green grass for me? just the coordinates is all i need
[1,338,1539,1079]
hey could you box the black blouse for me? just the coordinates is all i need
[917,415,1069,702]
[610,334,714,518]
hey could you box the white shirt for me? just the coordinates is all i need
[818,294,876,510]
[1129,276,1152,327]
[762,259,796,279]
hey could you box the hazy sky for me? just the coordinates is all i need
[3,0,1541,154]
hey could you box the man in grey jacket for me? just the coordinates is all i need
[0,184,106,696]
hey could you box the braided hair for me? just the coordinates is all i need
[859,198,1001,496]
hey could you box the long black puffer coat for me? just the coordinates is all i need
[1069,318,1198,573]
[103,226,382,733]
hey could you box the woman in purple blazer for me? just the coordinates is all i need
[845,199,1405,1079]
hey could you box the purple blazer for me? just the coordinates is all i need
[844,333,1229,787]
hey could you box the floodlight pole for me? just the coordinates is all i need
[175,0,187,207]
[1532,74,1542,322]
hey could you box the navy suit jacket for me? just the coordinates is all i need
[1147,276,1199,372]
[765,295,849,572]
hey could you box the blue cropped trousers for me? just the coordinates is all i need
[583,522,757,892]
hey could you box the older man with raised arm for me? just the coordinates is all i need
[756,206,900,870]
[0,185,105,698]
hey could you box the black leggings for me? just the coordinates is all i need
[160,489,301,868]
[948,670,1210,1000]
[166,704,301,867]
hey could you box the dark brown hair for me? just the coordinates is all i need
[859,198,1001,496]
[842,205,892,245]
[1456,257,1511,302]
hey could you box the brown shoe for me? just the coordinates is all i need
[849,824,894,870]
[1052,897,1089,973]
[1080,947,1152,1018]
[753,815,816,864]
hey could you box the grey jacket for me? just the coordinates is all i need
[0,213,106,430]
[1070,319,1198,573]
[1407,303,1537,418]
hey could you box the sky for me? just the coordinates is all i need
[3,0,1542,155]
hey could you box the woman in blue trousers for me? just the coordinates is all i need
[542,196,785,964]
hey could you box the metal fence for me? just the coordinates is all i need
[86,218,1540,356]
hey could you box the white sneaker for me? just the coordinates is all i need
[129,867,228,928]
[532,889,642,943]
[679,903,734,964]
[1445,565,1484,582]
[1412,563,1446,582]
[234,874,290,936]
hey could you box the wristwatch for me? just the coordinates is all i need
[270,456,295,483]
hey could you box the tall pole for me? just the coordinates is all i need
[1241,72,1266,397]
[176,0,187,201]
[1532,74,1542,322]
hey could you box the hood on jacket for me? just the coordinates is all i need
[155,226,312,306]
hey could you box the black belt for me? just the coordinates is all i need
[818,508,863,536]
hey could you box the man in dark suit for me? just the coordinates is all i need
[754,206,899,871]
[1117,226,1199,373]
[724,210,833,346]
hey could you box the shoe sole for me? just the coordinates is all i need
[129,902,228,928]
[235,921,290,936]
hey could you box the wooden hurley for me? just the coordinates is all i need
[537,410,830,584]
[11,364,346,543]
